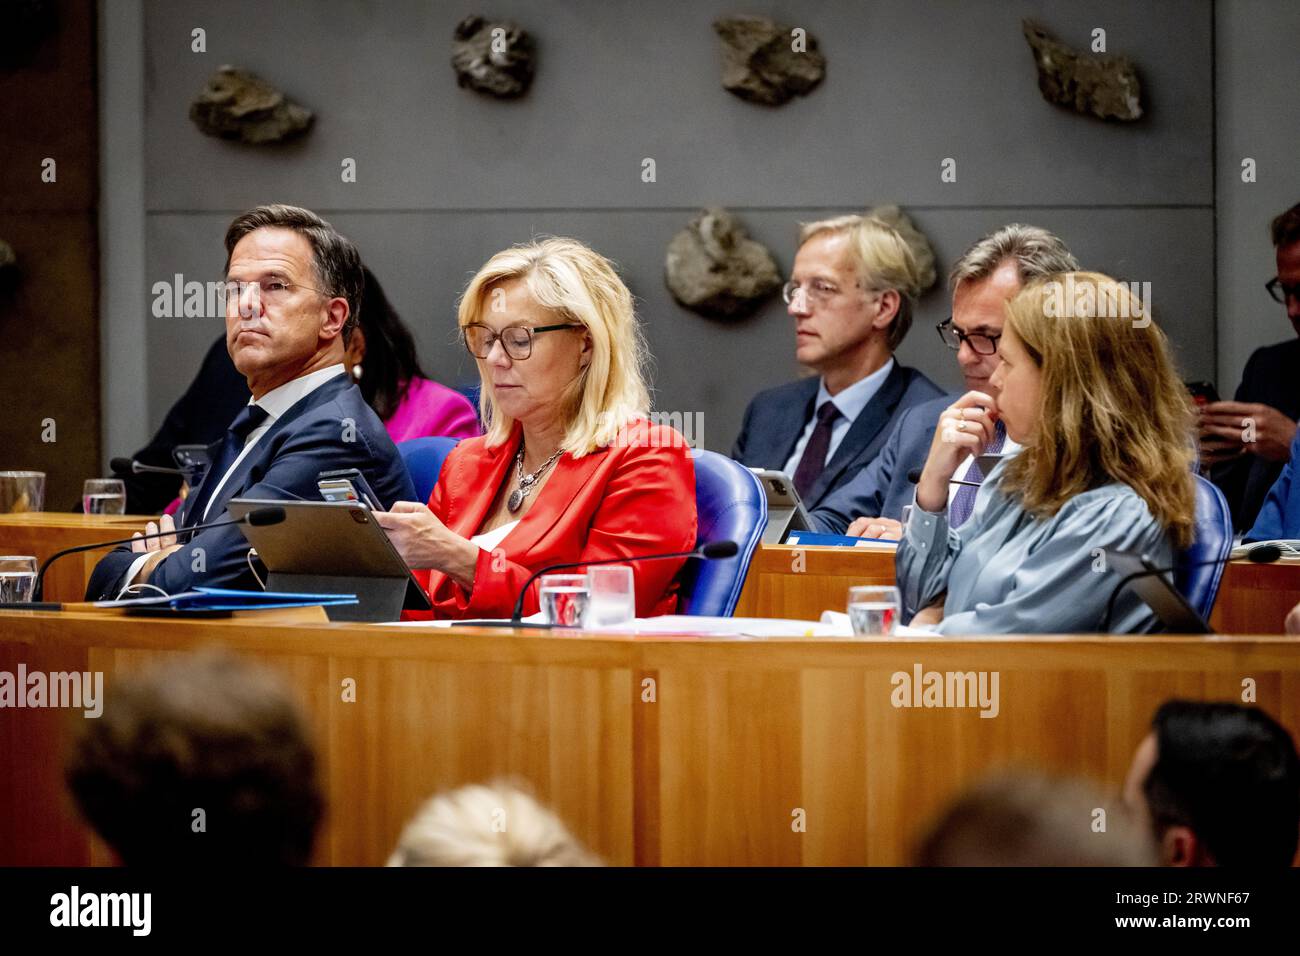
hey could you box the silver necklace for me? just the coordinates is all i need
[507,443,562,513]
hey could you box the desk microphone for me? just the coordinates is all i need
[906,468,982,489]
[458,540,739,628]
[5,506,287,608]
[1100,544,1282,633]
[111,456,185,477]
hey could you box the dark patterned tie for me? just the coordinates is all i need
[183,404,270,525]
[792,401,842,499]
[948,419,1006,528]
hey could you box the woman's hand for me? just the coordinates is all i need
[915,391,1000,513]
[373,502,480,589]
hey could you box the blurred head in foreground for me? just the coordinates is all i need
[1124,700,1300,866]
[388,782,601,867]
[914,770,1156,866]
[66,648,323,866]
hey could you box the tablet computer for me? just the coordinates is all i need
[227,498,433,622]
[750,469,815,544]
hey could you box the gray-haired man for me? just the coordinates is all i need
[810,224,1079,537]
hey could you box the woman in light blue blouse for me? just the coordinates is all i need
[897,272,1197,634]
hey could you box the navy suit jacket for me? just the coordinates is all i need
[1210,338,1300,531]
[809,392,955,533]
[730,363,945,511]
[86,373,416,600]
[1245,428,1300,541]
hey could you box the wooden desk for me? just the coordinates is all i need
[734,544,895,619]
[736,544,1300,634]
[4,610,1298,866]
[0,513,157,602]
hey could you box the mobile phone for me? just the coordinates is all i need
[1185,380,1220,407]
[317,468,380,510]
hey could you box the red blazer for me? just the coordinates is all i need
[409,419,697,620]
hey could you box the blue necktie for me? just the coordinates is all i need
[184,404,270,525]
[948,419,1006,528]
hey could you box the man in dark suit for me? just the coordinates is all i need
[1202,202,1300,531]
[730,214,942,511]
[87,204,414,600]
[810,225,1079,536]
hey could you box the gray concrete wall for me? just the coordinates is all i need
[114,0,1234,456]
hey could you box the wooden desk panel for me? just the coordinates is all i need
[733,544,895,620]
[1211,561,1300,634]
[3,610,1298,867]
[0,513,158,602]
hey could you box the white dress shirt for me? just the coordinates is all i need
[119,364,348,594]
[781,359,895,477]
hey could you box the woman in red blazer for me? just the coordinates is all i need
[376,238,697,620]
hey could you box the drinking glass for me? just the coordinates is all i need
[847,585,901,636]
[0,555,38,603]
[586,565,636,627]
[83,478,127,515]
[539,573,590,627]
[0,471,45,513]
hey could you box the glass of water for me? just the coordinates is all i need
[847,585,901,636]
[539,573,590,627]
[0,471,45,513]
[83,478,127,515]
[586,565,636,627]
[0,555,38,603]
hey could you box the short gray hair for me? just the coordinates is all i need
[948,224,1079,289]
[224,204,364,344]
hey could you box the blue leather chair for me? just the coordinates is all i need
[1174,475,1234,620]
[675,451,767,617]
[397,437,460,503]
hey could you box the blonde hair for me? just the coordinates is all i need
[458,237,651,457]
[797,214,922,350]
[1000,272,1196,548]
[386,782,602,867]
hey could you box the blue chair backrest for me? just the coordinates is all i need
[397,437,460,503]
[1175,475,1233,620]
[676,451,767,617]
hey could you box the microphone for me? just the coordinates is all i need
[14,506,286,606]
[111,456,185,477]
[461,540,740,627]
[906,468,982,489]
[1100,544,1281,633]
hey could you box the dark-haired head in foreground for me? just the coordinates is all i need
[66,648,323,866]
[913,770,1155,866]
[1124,700,1300,866]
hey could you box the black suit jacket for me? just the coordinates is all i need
[86,373,416,600]
[120,334,250,514]
[730,363,945,510]
[1210,338,1300,531]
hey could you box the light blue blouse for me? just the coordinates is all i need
[896,460,1175,634]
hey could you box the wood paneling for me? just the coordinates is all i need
[3,610,1297,866]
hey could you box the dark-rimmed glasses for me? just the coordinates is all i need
[937,317,1000,356]
[462,322,584,360]
[1266,277,1300,305]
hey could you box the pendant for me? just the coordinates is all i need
[507,489,524,513]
